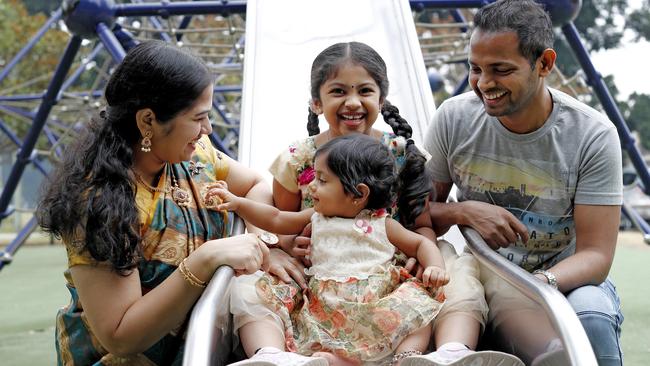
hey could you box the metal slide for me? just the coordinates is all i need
[184,1,596,365]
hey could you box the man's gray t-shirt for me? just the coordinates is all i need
[424,88,622,271]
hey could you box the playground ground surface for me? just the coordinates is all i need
[0,230,649,365]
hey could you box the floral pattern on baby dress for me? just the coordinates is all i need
[253,210,445,363]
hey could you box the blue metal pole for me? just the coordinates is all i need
[410,0,490,9]
[452,74,469,96]
[61,43,105,92]
[0,216,39,271]
[0,35,82,222]
[0,9,63,85]
[0,119,48,175]
[561,22,650,194]
[113,1,247,16]
[96,23,126,62]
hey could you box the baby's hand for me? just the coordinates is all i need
[203,182,240,211]
[422,266,449,289]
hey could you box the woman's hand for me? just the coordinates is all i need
[207,233,270,275]
[267,248,308,289]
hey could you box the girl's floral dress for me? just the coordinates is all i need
[250,209,445,363]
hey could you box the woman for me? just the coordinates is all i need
[37,40,272,365]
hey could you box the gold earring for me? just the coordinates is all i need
[141,130,153,152]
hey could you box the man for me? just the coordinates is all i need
[417,0,623,365]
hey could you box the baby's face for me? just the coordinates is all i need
[309,154,359,218]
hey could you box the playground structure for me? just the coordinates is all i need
[0,0,647,364]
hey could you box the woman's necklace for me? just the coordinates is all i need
[134,171,170,194]
[133,166,191,207]
[170,171,192,207]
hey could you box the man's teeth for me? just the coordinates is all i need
[484,91,506,100]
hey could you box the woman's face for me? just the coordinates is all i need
[312,62,383,139]
[149,85,214,164]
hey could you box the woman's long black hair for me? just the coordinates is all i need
[316,134,430,228]
[307,42,431,227]
[37,40,213,274]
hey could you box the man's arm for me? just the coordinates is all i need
[429,181,529,249]
[542,204,619,292]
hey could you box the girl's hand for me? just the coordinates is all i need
[422,266,449,289]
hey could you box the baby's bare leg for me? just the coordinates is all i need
[311,352,360,366]
[393,324,433,365]
[239,317,285,357]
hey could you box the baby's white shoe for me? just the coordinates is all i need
[228,347,328,366]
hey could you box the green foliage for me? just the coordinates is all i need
[0,0,69,147]
[20,0,58,15]
[624,93,650,150]
[627,1,650,41]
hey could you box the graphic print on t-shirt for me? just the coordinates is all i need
[452,152,576,271]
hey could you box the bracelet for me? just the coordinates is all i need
[179,258,207,288]
[392,350,422,365]
[533,269,558,289]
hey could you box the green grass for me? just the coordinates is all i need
[1,239,649,365]
[0,245,68,365]
[611,243,650,365]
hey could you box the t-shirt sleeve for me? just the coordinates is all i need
[424,102,453,183]
[574,126,623,205]
[268,144,301,193]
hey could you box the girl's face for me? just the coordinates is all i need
[313,62,383,139]
[148,85,214,164]
[309,153,360,218]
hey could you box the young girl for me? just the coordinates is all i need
[213,134,447,366]
[266,41,496,366]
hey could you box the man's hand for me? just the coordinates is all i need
[460,200,529,249]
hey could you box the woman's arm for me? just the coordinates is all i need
[70,233,268,356]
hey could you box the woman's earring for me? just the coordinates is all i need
[141,130,153,152]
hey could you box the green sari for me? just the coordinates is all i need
[56,136,229,365]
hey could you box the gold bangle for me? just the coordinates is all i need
[178,258,207,288]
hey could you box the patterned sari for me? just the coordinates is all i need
[55,136,229,366]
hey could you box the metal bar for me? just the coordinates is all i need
[0,216,39,272]
[0,36,82,222]
[177,15,195,41]
[0,118,48,175]
[96,23,127,62]
[183,216,242,366]
[0,9,63,85]
[561,22,650,194]
[621,203,650,244]
[0,90,103,102]
[461,227,598,366]
[114,1,247,17]
[452,72,469,96]
[410,0,490,9]
[60,43,105,92]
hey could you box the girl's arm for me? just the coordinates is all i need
[211,187,313,235]
[385,218,449,288]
